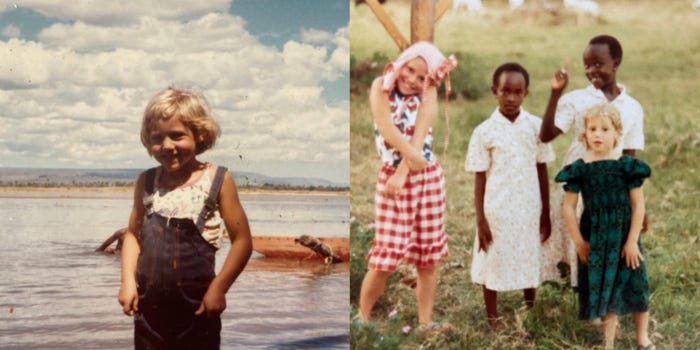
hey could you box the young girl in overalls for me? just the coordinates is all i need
[118,87,253,349]
[357,41,457,330]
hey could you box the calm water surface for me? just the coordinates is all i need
[0,191,349,349]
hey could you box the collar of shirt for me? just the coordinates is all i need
[490,107,529,125]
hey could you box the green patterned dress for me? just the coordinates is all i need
[555,155,651,320]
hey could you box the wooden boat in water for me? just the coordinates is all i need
[97,228,350,262]
[252,235,350,262]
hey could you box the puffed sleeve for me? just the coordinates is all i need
[533,119,555,164]
[555,160,583,193]
[464,124,491,172]
[620,155,651,189]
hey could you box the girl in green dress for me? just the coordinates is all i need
[556,104,654,350]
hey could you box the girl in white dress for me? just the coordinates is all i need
[465,63,554,329]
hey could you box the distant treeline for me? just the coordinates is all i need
[259,183,349,192]
[0,179,134,187]
[0,180,348,192]
[0,168,348,192]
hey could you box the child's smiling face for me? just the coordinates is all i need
[148,117,200,173]
[492,71,528,120]
[583,43,619,89]
[396,57,428,95]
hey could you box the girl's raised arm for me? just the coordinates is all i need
[540,69,568,142]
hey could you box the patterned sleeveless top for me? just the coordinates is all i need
[374,89,435,167]
[144,163,225,249]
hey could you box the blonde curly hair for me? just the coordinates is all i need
[141,87,221,155]
[579,104,623,149]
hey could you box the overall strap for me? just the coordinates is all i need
[195,166,228,233]
[144,168,158,195]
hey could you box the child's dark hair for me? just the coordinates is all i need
[589,35,623,61]
[492,62,529,88]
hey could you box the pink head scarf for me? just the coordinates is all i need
[381,41,457,93]
[381,41,458,155]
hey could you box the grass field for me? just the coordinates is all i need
[349,1,700,349]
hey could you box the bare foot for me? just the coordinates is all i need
[487,317,506,332]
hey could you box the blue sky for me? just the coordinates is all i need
[0,0,349,184]
[229,0,348,105]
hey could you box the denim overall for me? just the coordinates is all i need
[134,167,227,350]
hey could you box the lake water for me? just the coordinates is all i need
[0,191,349,349]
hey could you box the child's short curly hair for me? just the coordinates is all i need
[579,104,623,148]
[141,87,221,155]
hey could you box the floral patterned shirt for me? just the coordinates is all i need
[145,163,224,249]
[374,89,435,167]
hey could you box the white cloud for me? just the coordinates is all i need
[331,26,350,71]
[0,8,348,182]
[2,0,230,25]
[39,14,254,53]
[301,28,334,44]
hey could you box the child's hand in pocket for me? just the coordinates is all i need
[196,287,227,318]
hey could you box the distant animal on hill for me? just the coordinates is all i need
[453,0,484,12]
[510,0,525,9]
[564,0,600,16]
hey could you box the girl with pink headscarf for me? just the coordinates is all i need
[356,41,457,330]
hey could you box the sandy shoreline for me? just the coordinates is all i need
[0,186,348,197]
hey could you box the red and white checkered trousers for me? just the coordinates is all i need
[367,162,448,272]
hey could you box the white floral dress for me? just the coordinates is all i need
[465,108,555,291]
